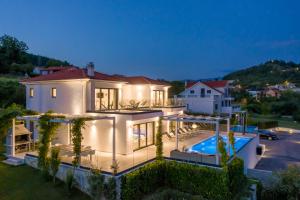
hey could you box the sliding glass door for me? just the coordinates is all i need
[153,90,164,106]
[133,122,155,150]
[95,88,118,110]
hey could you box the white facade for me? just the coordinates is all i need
[179,81,238,115]
[22,77,183,155]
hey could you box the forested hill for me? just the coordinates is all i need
[0,34,70,75]
[223,60,300,89]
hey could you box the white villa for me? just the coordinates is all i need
[178,80,240,115]
[4,63,259,175]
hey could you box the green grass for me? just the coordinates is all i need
[249,114,300,130]
[0,163,90,200]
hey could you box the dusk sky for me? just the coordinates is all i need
[1,0,299,80]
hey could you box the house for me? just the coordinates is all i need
[263,88,281,98]
[4,63,259,177]
[247,90,262,101]
[33,66,75,75]
[178,80,240,115]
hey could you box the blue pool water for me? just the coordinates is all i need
[188,135,251,156]
[231,125,258,134]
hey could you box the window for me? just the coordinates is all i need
[51,88,57,98]
[200,88,205,97]
[214,103,218,110]
[207,90,211,94]
[95,88,118,110]
[190,90,195,94]
[29,88,34,98]
[133,122,155,150]
[153,90,164,106]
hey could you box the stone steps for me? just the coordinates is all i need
[2,156,25,166]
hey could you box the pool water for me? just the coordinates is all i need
[188,135,251,156]
[231,125,258,134]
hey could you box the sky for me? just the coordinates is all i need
[0,0,299,80]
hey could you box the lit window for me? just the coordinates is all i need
[29,88,34,98]
[51,88,57,98]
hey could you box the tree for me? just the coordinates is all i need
[228,131,236,156]
[218,136,229,168]
[0,35,28,73]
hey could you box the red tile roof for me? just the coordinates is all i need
[21,67,170,86]
[202,80,229,88]
[186,80,229,89]
[111,75,170,86]
[21,68,120,82]
[41,66,74,71]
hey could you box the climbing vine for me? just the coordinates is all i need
[228,131,236,156]
[38,111,64,174]
[70,118,87,166]
[218,136,229,169]
[155,117,163,160]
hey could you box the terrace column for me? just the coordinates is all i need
[10,118,16,156]
[67,123,71,145]
[227,118,230,155]
[215,121,220,165]
[112,118,116,165]
[175,119,179,150]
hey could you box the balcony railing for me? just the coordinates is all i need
[117,98,185,110]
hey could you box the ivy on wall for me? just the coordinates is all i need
[38,111,64,174]
[70,118,87,167]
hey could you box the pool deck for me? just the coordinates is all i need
[15,131,257,174]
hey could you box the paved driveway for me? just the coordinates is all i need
[255,131,300,171]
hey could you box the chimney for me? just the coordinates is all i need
[86,62,95,77]
[185,80,188,88]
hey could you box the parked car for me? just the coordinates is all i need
[258,129,279,140]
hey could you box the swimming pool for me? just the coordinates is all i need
[188,135,251,156]
[231,125,258,134]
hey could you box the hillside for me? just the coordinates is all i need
[223,60,300,89]
[0,34,70,76]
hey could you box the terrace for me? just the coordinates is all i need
[7,113,258,175]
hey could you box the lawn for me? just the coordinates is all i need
[249,114,300,130]
[0,162,90,200]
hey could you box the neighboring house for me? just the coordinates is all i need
[20,63,184,156]
[33,66,75,75]
[247,90,262,101]
[178,80,239,115]
[263,88,281,98]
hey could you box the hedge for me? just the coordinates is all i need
[121,159,247,200]
[257,121,278,129]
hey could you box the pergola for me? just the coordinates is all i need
[233,111,247,134]
[162,114,231,165]
[10,114,117,165]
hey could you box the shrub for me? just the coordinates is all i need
[49,147,61,184]
[121,160,241,200]
[65,170,77,196]
[155,117,163,160]
[227,158,248,199]
[121,161,166,200]
[257,120,278,129]
[144,188,206,200]
[293,112,300,122]
[165,161,230,200]
[88,169,105,200]
[104,177,117,200]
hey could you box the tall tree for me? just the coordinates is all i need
[0,35,28,73]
